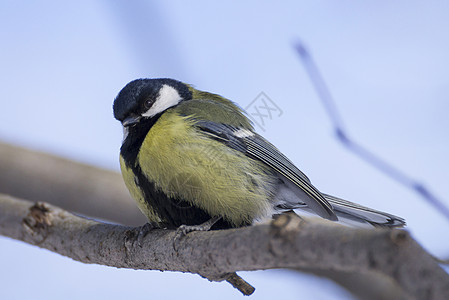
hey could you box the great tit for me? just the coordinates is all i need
[113,78,405,230]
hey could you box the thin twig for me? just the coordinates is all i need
[294,41,449,222]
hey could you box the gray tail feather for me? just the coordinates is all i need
[322,194,406,228]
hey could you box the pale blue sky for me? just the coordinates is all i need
[1,1,448,299]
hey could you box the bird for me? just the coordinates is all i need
[113,78,405,231]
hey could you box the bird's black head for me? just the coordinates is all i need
[113,78,192,126]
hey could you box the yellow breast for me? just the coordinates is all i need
[135,110,275,227]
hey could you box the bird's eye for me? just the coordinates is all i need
[144,99,153,109]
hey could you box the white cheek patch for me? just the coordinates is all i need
[142,84,182,117]
[233,128,254,138]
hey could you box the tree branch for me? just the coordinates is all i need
[1,194,448,299]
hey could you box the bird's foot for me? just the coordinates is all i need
[124,221,166,251]
[136,221,165,247]
[173,216,221,250]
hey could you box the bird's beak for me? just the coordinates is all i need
[122,114,141,127]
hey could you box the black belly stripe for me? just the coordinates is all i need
[133,164,237,228]
[134,164,208,227]
[120,114,238,229]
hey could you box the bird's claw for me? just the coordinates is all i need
[172,216,221,251]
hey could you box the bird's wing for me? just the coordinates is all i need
[193,120,337,220]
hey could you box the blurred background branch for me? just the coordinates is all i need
[294,42,449,222]
[0,141,145,226]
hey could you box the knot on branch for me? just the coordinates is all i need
[22,202,52,242]
[270,212,304,236]
[268,212,304,258]
[390,229,410,246]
